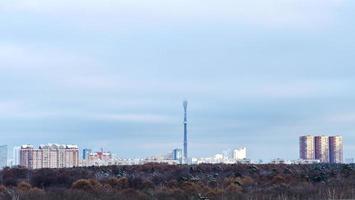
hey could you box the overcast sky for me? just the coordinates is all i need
[0,0,354,161]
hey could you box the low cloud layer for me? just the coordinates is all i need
[0,0,354,161]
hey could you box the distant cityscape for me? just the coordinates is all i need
[0,102,350,170]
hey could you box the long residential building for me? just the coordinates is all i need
[20,144,79,169]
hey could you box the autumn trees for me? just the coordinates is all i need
[0,163,353,199]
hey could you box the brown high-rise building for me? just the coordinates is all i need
[300,135,343,163]
[329,136,343,163]
[314,136,329,163]
[299,135,314,160]
[20,144,79,169]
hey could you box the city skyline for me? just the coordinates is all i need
[1,0,355,161]
[1,133,348,168]
[4,133,348,166]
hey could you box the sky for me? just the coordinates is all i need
[0,0,355,161]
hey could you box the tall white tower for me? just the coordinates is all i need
[183,100,188,164]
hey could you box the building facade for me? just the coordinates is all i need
[329,136,343,163]
[300,135,343,163]
[233,147,247,160]
[12,146,20,166]
[88,151,112,161]
[20,144,79,169]
[314,136,329,163]
[82,148,92,160]
[0,145,7,168]
[300,135,315,160]
[80,150,116,166]
[172,148,183,164]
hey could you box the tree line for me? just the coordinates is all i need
[0,163,353,199]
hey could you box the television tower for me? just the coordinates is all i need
[183,100,188,164]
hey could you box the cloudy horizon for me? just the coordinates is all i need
[1,0,355,161]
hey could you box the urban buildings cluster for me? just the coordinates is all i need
[0,103,349,169]
[0,134,347,170]
[137,147,249,165]
[80,148,120,166]
[191,147,249,164]
[299,135,343,163]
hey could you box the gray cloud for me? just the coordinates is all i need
[0,0,354,161]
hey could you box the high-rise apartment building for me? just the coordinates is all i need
[12,146,20,166]
[0,145,7,168]
[329,136,343,163]
[172,148,183,164]
[233,147,247,160]
[299,135,314,160]
[314,136,329,163]
[83,148,92,160]
[20,144,79,169]
[300,135,343,163]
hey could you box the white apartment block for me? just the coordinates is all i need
[233,147,247,160]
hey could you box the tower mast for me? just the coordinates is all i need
[183,100,188,164]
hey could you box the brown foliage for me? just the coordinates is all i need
[107,177,129,190]
[272,174,287,184]
[225,184,243,193]
[155,188,187,200]
[117,177,129,188]
[119,188,149,200]
[0,185,6,193]
[17,181,32,192]
[29,187,45,194]
[71,179,95,192]
[166,179,178,188]
[1,164,355,199]
[240,176,255,186]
